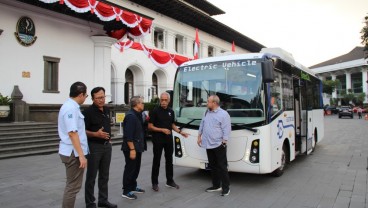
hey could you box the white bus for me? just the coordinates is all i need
[171,48,324,176]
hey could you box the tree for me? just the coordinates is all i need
[341,90,355,105]
[352,92,366,106]
[361,14,368,58]
[322,79,340,95]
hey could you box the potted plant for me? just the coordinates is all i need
[0,93,12,118]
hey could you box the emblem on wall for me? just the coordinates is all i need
[14,16,37,46]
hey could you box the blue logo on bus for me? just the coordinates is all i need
[277,120,294,139]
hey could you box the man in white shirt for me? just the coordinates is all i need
[58,81,89,208]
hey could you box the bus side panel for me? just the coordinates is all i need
[312,109,324,143]
[269,112,296,172]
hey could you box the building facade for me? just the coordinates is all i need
[310,47,368,105]
[0,0,264,111]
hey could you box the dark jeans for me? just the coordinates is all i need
[85,142,112,207]
[151,140,174,185]
[206,144,230,191]
[122,150,142,194]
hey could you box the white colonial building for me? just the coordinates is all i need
[310,47,368,105]
[0,0,264,121]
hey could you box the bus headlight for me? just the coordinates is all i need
[174,136,185,158]
[250,139,260,163]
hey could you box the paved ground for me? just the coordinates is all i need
[0,115,367,208]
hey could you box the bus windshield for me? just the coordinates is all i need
[173,59,265,127]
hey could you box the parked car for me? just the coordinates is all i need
[338,106,353,118]
[324,106,339,114]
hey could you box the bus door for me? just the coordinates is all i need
[293,78,302,152]
[299,79,313,154]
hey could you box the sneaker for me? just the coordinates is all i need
[221,189,230,196]
[122,191,137,200]
[206,186,222,192]
[166,181,180,189]
[133,187,145,194]
[152,184,159,192]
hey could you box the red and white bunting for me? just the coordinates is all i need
[38,0,152,38]
[115,40,192,68]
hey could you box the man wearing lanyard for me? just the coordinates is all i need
[83,87,117,208]
[197,95,231,196]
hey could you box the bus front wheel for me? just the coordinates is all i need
[272,144,288,177]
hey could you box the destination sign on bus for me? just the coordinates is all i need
[182,60,257,73]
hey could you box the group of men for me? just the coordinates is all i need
[58,81,231,208]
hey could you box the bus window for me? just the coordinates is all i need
[282,74,294,110]
[270,71,282,116]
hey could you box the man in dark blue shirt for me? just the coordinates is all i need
[121,96,146,200]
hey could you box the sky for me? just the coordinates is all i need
[208,0,368,67]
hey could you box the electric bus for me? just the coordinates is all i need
[171,48,324,176]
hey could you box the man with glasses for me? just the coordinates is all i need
[83,87,117,208]
[58,81,89,208]
[149,92,188,192]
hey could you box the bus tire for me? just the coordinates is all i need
[312,129,317,152]
[272,143,289,177]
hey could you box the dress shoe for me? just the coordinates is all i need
[98,201,117,208]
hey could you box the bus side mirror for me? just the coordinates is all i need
[262,60,275,83]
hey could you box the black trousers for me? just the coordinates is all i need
[122,150,142,194]
[151,140,174,185]
[85,142,112,207]
[206,144,230,191]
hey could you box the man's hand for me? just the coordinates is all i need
[197,135,202,147]
[96,127,110,140]
[79,155,87,169]
[180,132,189,138]
[130,150,136,160]
[162,128,171,135]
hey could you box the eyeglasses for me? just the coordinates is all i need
[84,94,89,98]
[94,96,106,100]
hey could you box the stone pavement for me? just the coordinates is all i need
[0,115,367,208]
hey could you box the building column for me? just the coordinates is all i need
[345,71,351,92]
[166,31,176,53]
[182,37,187,55]
[163,30,167,50]
[91,36,116,103]
[362,68,368,103]
[186,37,194,58]
[142,30,153,47]
[135,80,153,103]
[331,74,337,99]
[201,42,208,58]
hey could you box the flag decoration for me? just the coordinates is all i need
[194,28,200,59]
[232,41,236,52]
[38,0,152,38]
[115,40,192,68]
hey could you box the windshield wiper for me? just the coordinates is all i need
[232,123,258,133]
[178,118,202,130]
